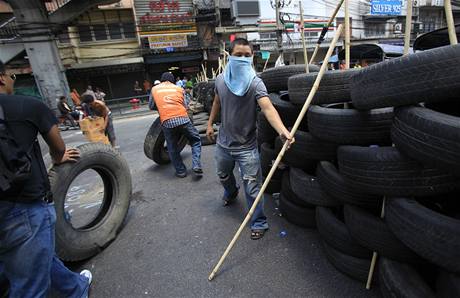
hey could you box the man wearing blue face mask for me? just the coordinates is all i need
[206,38,294,240]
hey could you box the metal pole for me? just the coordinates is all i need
[344,0,350,69]
[299,1,309,73]
[208,24,344,282]
[275,0,284,64]
[309,0,345,64]
[403,0,413,55]
[444,0,458,45]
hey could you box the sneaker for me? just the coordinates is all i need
[222,187,239,206]
[175,171,187,178]
[80,269,93,285]
[192,168,203,176]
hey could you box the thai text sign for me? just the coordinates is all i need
[148,34,188,49]
[371,0,402,15]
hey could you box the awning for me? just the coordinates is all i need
[69,57,144,70]
[144,52,202,64]
[413,24,460,51]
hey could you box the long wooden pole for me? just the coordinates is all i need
[403,0,413,55]
[365,197,386,289]
[344,0,350,69]
[299,1,309,73]
[309,0,345,64]
[444,0,458,45]
[208,24,344,282]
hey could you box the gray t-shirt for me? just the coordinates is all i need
[215,74,269,150]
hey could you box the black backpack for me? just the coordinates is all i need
[0,104,32,192]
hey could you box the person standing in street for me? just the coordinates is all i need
[150,72,202,178]
[94,87,106,102]
[175,76,184,88]
[206,38,294,240]
[0,60,93,298]
[81,93,116,147]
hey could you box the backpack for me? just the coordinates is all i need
[0,104,32,192]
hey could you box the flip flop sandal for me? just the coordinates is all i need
[251,229,266,240]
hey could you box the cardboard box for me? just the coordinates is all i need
[80,117,110,145]
[79,117,105,132]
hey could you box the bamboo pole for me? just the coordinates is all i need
[344,0,350,69]
[263,54,270,71]
[365,198,386,289]
[208,24,344,282]
[444,0,458,45]
[309,0,345,64]
[403,0,413,55]
[299,1,309,73]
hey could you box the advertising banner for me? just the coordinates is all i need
[371,0,402,15]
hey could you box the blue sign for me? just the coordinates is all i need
[371,0,402,15]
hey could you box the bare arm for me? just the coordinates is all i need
[206,94,221,142]
[258,97,295,145]
[43,125,80,165]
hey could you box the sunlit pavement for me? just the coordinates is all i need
[48,115,378,298]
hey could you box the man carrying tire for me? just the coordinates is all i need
[150,72,202,178]
[206,38,294,240]
[0,61,92,297]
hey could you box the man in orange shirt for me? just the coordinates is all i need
[150,72,202,178]
[70,88,81,106]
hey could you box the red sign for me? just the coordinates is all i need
[139,0,193,24]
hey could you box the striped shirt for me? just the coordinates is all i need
[162,116,190,128]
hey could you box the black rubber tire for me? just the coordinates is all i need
[263,176,282,194]
[257,112,277,146]
[281,171,312,208]
[49,143,132,261]
[379,258,435,298]
[289,167,339,207]
[308,105,393,146]
[436,271,460,298]
[344,204,422,264]
[392,106,460,176]
[351,44,460,110]
[275,131,337,173]
[321,241,373,283]
[144,118,188,164]
[316,207,371,259]
[386,198,460,274]
[259,64,320,93]
[316,161,382,210]
[269,93,309,131]
[279,192,316,228]
[289,69,359,106]
[337,146,460,197]
[260,142,283,179]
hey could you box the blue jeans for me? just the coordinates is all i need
[162,122,202,174]
[0,200,89,298]
[215,144,268,230]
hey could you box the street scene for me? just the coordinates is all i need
[1,0,460,297]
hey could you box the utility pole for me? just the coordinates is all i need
[215,0,224,56]
[9,0,70,112]
[275,0,284,64]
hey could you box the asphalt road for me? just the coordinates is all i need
[53,115,379,298]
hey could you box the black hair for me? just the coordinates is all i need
[59,96,66,101]
[81,94,95,104]
[229,38,253,54]
[160,72,175,83]
[0,60,4,74]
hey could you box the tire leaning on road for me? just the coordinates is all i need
[49,143,132,261]
[144,117,188,164]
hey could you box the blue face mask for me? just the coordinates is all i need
[224,56,256,96]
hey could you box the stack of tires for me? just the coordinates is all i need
[258,45,460,294]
